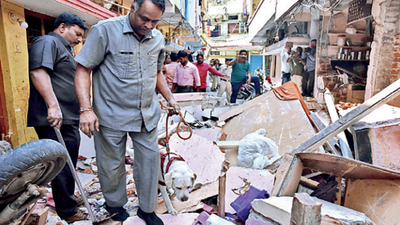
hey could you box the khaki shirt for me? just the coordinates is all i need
[75,14,165,132]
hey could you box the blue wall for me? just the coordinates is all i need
[250,55,263,76]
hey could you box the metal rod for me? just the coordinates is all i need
[53,127,98,224]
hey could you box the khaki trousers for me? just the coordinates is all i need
[217,80,232,103]
[94,125,159,213]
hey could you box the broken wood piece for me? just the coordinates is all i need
[309,112,341,156]
[218,174,226,218]
[290,193,321,225]
[324,89,353,158]
[291,78,400,156]
[32,207,49,225]
[335,66,365,80]
[299,176,319,189]
[271,153,303,197]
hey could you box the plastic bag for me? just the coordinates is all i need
[237,129,280,169]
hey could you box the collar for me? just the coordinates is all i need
[49,32,72,51]
[159,152,185,186]
[123,13,155,41]
[180,61,192,68]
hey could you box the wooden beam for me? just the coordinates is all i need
[309,112,341,156]
[300,176,319,189]
[291,78,400,155]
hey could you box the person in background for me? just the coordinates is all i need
[27,13,87,223]
[288,46,304,94]
[301,39,317,97]
[193,53,224,92]
[217,58,232,103]
[228,49,261,103]
[172,50,201,93]
[281,45,292,85]
[254,66,264,80]
[164,52,179,91]
[74,0,180,224]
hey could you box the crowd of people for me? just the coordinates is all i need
[281,39,317,97]
[162,49,263,103]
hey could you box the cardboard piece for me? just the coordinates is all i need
[218,91,317,156]
[252,196,373,225]
[225,167,274,213]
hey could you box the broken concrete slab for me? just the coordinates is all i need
[124,213,199,225]
[169,133,225,185]
[192,127,222,142]
[291,193,322,225]
[251,196,374,225]
[218,91,318,156]
[225,167,274,214]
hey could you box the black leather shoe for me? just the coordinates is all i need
[137,208,163,225]
[104,203,129,221]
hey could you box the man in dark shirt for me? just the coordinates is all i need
[27,13,87,223]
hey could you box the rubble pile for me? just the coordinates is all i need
[26,80,400,224]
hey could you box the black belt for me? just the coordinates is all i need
[221,78,228,82]
[178,85,193,88]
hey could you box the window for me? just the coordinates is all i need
[210,51,220,55]
[228,23,239,34]
[228,15,238,20]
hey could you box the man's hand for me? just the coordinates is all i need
[47,106,63,130]
[79,111,99,138]
[246,78,251,85]
[217,83,221,88]
[168,99,180,116]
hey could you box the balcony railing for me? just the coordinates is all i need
[90,0,131,15]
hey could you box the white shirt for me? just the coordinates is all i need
[281,49,291,73]
[217,64,232,83]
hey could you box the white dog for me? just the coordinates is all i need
[158,148,197,215]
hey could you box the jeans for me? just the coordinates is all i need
[282,72,291,85]
[230,76,261,103]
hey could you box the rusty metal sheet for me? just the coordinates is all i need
[296,153,400,180]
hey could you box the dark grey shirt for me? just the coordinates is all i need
[28,32,79,126]
[75,14,165,132]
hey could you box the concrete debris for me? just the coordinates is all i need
[124,212,199,224]
[251,195,374,225]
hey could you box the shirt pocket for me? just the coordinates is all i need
[147,54,158,78]
[116,52,137,79]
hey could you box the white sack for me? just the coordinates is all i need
[237,129,280,169]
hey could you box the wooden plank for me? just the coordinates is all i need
[290,193,322,225]
[299,176,319,189]
[309,112,341,156]
[271,153,303,197]
[334,177,342,206]
[34,207,49,225]
[291,78,400,155]
[215,140,240,150]
[296,153,400,180]
[324,89,353,158]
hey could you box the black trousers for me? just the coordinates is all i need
[34,124,80,219]
[302,70,315,97]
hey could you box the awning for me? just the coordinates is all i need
[165,41,184,52]
[262,36,310,55]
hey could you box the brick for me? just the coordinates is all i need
[393,63,398,69]
[394,53,400,57]
[395,57,400,62]
[391,69,400,74]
